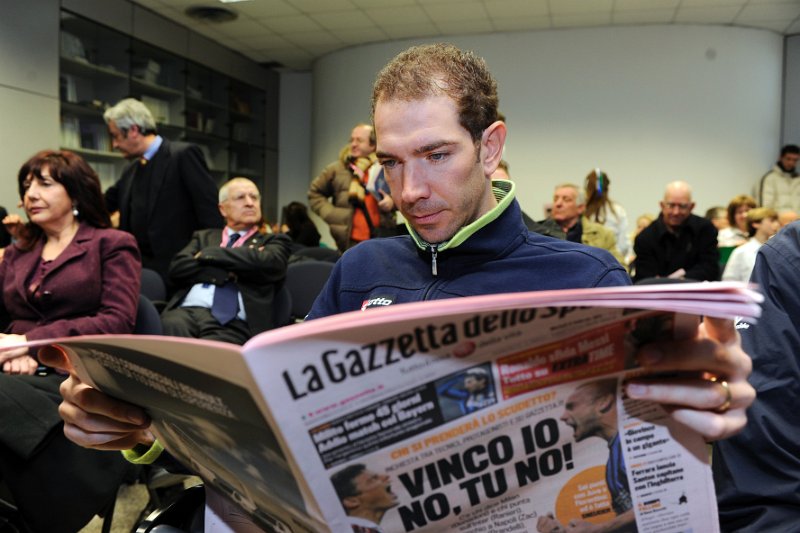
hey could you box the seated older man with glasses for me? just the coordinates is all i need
[632,180,720,282]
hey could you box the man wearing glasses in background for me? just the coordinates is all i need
[632,180,719,282]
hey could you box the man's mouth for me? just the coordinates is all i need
[409,210,442,225]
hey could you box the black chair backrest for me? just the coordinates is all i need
[290,246,340,263]
[141,268,167,303]
[285,260,334,321]
[135,295,163,335]
[273,285,292,328]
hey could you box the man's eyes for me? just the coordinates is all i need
[381,152,448,168]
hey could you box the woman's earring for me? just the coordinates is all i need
[72,204,79,217]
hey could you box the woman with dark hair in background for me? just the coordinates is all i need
[0,150,141,532]
[283,201,321,248]
[584,168,630,263]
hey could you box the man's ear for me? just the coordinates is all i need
[481,120,507,178]
[218,203,226,219]
[342,495,361,512]
[597,393,615,414]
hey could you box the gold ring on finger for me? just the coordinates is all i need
[710,377,732,413]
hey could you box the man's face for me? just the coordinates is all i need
[561,387,605,442]
[780,152,799,172]
[108,120,144,159]
[350,125,375,158]
[660,188,694,230]
[375,95,494,244]
[463,375,485,393]
[219,181,262,230]
[351,470,398,513]
[551,187,583,226]
[757,216,781,238]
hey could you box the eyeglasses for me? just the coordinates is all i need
[663,202,691,211]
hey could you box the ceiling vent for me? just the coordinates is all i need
[185,6,238,23]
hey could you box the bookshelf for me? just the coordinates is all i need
[59,10,268,191]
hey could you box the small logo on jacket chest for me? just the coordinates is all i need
[361,295,395,310]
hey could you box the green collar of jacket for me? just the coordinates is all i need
[406,179,516,252]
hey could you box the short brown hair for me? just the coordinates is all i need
[745,207,778,236]
[726,194,757,227]
[371,43,498,142]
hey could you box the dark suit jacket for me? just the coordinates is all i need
[633,213,719,282]
[105,138,223,279]
[165,228,291,335]
[0,224,141,340]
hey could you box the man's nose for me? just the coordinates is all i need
[400,164,429,204]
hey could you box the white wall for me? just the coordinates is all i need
[309,25,784,223]
[0,0,60,214]
[277,72,313,216]
[784,35,800,146]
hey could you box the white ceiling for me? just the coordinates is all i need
[132,0,800,71]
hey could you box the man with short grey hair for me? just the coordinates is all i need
[541,183,622,263]
[161,177,291,344]
[104,98,222,283]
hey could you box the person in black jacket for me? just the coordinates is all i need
[160,178,291,344]
[633,180,719,282]
[104,98,223,284]
[282,201,321,248]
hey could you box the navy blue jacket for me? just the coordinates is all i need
[308,198,630,319]
[713,221,800,531]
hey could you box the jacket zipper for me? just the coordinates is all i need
[430,245,438,276]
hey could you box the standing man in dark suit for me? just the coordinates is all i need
[160,178,291,344]
[103,98,223,283]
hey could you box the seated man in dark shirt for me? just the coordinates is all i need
[160,178,291,344]
[633,180,719,282]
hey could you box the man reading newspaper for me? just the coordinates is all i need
[41,44,753,531]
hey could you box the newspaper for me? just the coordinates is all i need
[39,282,760,533]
